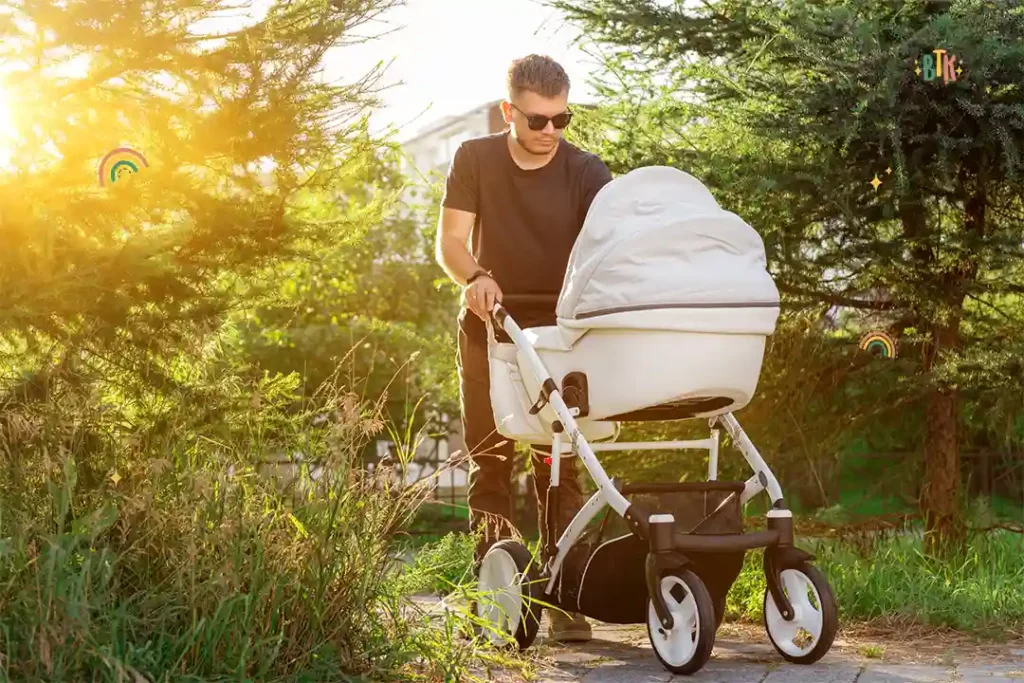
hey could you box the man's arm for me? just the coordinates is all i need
[436,141,484,284]
[434,140,502,320]
[435,207,481,286]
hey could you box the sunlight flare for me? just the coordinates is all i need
[0,82,18,171]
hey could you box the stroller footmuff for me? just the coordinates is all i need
[555,484,745,628]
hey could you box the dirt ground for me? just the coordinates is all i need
[723,620,1024,665]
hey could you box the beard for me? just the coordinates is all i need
[513,132,557,156]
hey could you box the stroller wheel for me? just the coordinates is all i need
[646,568,716,676]
[763,562,838,664]
[474,540,542,651]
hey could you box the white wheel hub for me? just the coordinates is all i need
[765,569,825,657]
[476,549,523,644]
[648,575,700,667]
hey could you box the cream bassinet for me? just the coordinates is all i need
[488,166,780,444]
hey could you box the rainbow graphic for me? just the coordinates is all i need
[98,147,148,186]
[858,330,898,359]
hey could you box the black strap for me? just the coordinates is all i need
[466,269,492,285]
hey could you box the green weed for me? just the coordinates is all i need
[725,526,1024,634]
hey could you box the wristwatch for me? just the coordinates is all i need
[466,269,492,285]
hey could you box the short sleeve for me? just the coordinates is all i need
[441,142,479,214]
[580,155,613,225]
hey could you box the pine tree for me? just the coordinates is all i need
[553,0,1024,552]
[0,0,398,405]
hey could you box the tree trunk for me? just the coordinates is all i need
[899,197,963,554]
[920,166,989,555]
[918,285,973,555]
[921,381,964,554]
[904,159,988,556]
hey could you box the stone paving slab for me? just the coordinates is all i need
[762,663,862,683]
[580,667,671,683]
[858,664,955,683]
[527,618,1023,683]
[410,595,1024,683]
[683,662,771,683]
[956,664,1024,682]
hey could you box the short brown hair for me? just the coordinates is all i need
[507,54,570,99]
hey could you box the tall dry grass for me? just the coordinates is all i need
[0,366,532,682]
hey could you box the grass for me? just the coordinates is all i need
[12,360,1019,682]
[728,527,1024,635]
[814,529,1024,635]
[859,644,886,658]
[391,531,478,596]
[406,517,1024,638]
[0,377,536,682]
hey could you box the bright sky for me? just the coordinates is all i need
[330,0,602,141]
[0,0,601,167]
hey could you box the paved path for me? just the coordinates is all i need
[511,619,1024,683]
[411,596,1024,682]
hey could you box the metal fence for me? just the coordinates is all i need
[378,431,540,536]
[396,446,1024,534]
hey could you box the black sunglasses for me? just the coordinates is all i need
[510,103,573,131]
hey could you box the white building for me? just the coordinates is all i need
[385,101,509,494]
[398,99,508,215]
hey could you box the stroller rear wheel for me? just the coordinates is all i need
[763,562,838,664]
[646,568,716,676]
[474,540,542,651]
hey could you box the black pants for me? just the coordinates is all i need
[457,308,584,563]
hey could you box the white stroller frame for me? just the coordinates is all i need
[477,300,838,675]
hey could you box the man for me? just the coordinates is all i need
[434,54,613,643]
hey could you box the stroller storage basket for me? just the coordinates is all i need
[555,481,746,625]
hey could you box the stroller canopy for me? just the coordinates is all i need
[556,166,780,336]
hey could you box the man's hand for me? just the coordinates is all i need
[464,276,503,322]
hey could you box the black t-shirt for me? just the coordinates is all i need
[442,130,613,337]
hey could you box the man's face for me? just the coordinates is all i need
[504,89,570,155]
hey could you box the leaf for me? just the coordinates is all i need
[71,503,119,541]
[288,512,309,538]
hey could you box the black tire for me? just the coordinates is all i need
[474,539,543,651]
[646,568,717,676]
[762,562,838,664]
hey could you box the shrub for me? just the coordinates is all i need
[0,379,475,681]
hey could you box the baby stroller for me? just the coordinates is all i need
[473,166,838,675]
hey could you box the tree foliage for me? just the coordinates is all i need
[0,3,487,676]
[0,0,467,504]
[1,0,399,392]
[553,0,1024,549]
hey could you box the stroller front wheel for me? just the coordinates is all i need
[763,562,838,664]
[646,568,716,676]
[474,540,542,651]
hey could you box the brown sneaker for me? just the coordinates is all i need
[547,610,593,643]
